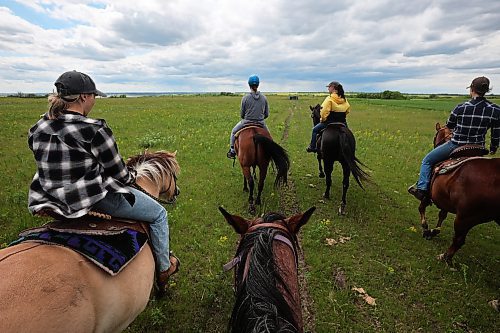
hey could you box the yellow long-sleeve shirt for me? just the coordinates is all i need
[320,93,351,122]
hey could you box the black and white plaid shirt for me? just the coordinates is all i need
[28,112,136,218]
[446,97,500,148]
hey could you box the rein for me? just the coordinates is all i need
[132,179,177,205]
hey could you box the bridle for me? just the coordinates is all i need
[433,127,453,147]
[132,173,179,205]
[223,220,299,290]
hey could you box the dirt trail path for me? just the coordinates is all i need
[279,103,316,333]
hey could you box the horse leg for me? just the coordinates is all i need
[419,199,433,239]
[438,215,473,265]
[243,176,248,192]
[338,162,350,215]
[255,166,267,205]
[317,155,325,178]
[430,209,448,237]
[323,160,333,199]
[242,166,255,214]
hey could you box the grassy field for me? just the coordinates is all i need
[0,95,499,332]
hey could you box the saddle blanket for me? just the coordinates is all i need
[10,228,148,276]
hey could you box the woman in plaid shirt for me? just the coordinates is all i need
[408,76,500,201]
[28,71,179,290]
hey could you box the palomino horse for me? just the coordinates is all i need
[220,206,316,333]
[418,123,500,264]
[309,104,370,214]
[234,126,290,214]
[0,150,180,333]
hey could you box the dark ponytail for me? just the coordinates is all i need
[334,83,346,99]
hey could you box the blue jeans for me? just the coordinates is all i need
[416,141,459,190]
[230,119,268,149]
[93,186,170,272]
[309,123,327,148]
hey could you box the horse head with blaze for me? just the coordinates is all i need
[0,150,180,333]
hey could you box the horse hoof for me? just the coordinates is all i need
[319,173,325,178]
[437,253,453,265]
[243,188,249,192]
[422,230,433,240]
[338,204,346,215]
[323,193,330,199]
[430,229,441,237]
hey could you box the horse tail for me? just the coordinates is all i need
[253,134,290,187]
[338,128,370,189]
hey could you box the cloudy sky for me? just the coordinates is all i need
[1,0,500,94]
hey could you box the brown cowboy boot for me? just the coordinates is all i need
[157,254,180,292]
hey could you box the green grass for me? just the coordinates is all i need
[0,95,499,332]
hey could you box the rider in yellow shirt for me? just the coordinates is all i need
[307,81,351,152]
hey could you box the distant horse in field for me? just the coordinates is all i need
[220,206,316,333]
[309,104,370,215]
[234,125,290,214]
[0,150,180,333]
[418,123,500,264]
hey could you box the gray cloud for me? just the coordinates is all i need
[1,0,499,94]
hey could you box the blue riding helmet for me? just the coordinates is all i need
[248,75,259,86]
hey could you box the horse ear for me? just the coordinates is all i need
[218,206,249,234]
[285,207,316,234]
[309,105,314,111]
[435,122,441,130]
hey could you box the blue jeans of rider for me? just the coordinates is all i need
[416,141,459,191]
[309,122,327,148]
[93,186,171,272]
[229,119,268,150]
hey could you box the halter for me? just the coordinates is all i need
[223,220,299,290]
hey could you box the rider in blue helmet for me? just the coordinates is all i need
[227,75,270,158]
[248,75,259,86]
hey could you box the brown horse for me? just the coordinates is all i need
[418,123,500,264]
[309,104,370,214]
[0,150,180,333]
[234,126,290,214]
[220,206,316,333]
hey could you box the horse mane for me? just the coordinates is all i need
[126,150,180,184]
[230,212,298,333]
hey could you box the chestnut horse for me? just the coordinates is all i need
[309,104,370,214]
[0,150,180,333]
[220,206,316,333]
[418,123,500,263]
[234,126,290,214]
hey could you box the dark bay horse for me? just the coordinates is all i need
[220,206,316,333]
[235,126,290,214]
[0,151,180,333]
[309,104,370,214]
[418,123,500,264]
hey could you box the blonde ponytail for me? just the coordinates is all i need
[47,94,70,120]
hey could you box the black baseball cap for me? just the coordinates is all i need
[326,81,340,88]
[55,70,106,100]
